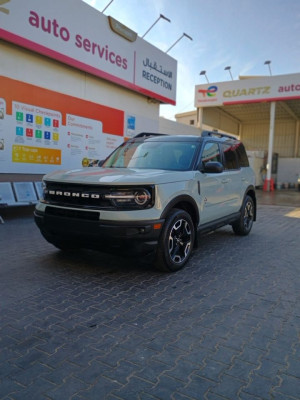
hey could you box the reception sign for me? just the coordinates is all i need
[195,73,300,107]
[0,0,177,104]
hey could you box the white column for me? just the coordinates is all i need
[266,101,276,191]
[294,120,300,158]
[238,123,242,140]
[197,107,203,131]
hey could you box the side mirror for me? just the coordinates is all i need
[203,161,224,173]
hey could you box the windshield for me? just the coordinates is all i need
[102,140,198,171]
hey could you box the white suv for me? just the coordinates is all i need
[34,131,256,272]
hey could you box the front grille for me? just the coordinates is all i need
[43,182,112,209]
[43,182,154,210]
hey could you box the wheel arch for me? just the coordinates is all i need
[160,195,199,229]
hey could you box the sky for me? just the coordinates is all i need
[82,0,300,120]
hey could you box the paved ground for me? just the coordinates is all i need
[0,192,299,400]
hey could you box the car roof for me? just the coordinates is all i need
[133,131,239,144]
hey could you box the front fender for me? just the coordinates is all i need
[160,195,200,225]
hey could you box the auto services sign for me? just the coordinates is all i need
[0,0,177,105]
[195,73,300,107]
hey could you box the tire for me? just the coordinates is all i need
[232,195,254,236]
[51,242,77,251]
[155,208,195,272]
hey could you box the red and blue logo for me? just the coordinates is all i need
[198,85,218,98]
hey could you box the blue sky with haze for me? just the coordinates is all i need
[83,0,300,119]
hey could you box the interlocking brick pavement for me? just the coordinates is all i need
[0,203,299,400]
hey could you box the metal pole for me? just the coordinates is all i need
[102,0,114,13]
[166,34,184,53]
[264,61,272,76]
[199,71,209,83]
[142,16,161,38]
[266,101,276,191]
[142,14,171,38]
[166,33,192,53]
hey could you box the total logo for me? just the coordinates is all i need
[198,85,218,98]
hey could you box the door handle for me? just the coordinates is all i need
[221,179,229,184]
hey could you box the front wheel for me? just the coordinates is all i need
[232,195,254,236]
[155,209,195,272]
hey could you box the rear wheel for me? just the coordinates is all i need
[155,208,195,272]
[232,195,254,236]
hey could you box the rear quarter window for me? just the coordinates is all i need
[222,143,239,170]
[235,143,249,167]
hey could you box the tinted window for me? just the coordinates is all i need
[201,142,222,166]
[235,143,249,167]
[222,143,238,170]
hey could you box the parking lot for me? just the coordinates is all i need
[0,193,300,400]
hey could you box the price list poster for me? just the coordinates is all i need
[0,76,124,174]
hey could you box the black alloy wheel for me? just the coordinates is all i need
[155,208,195,272]
[232,195,254,235]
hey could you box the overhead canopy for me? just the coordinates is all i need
[194,73,300,155]
[194,73,300,190]
[217,99,300,124]
[195,73,300,124]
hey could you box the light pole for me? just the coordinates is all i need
[142,14,171,38]
[264,60,272,76]
[166,33,193,53]
[224,66,233,80]
[102,0,114,13]
[199,70,209,83]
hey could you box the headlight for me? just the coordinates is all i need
[104,188,152,208]
[39,180,47,201]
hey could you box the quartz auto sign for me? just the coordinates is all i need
[0,0,177,105]
[223,86,271,99]
[195,73,300,107]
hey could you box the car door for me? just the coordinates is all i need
[220,142,245,214]
[198,141,229,225]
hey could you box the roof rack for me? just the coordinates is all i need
[133,132,169,138]
[201,130,237,140]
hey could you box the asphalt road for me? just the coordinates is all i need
[0,203,299,400]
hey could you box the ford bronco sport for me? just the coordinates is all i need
[34,131,256,272]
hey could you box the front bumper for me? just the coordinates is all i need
[34,207,164,255]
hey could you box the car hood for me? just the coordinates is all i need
[43,167,195,185]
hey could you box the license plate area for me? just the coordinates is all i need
[45,206,100,221]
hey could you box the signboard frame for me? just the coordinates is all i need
[195,73,300,108]
[0,0,177,105]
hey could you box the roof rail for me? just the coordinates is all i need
[201,130,237,140]
[133,132,169,138]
